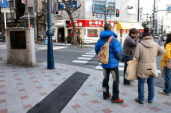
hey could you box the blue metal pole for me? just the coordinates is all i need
[47,0,55,69]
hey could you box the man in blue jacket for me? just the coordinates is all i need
[95,24,124,103]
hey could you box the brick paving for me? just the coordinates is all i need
[0,62,171,113]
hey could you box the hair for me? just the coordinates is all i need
[142,27,152,37]
[164,33,171,47]
[129,28,138,36]
[104,23,112,30]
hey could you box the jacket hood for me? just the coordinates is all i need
[140,36,155,48]
[100,30,116,39]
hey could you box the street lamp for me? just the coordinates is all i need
[47,0,55,69]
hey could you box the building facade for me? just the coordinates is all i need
[54,0,143,44]
[1,0,143,43]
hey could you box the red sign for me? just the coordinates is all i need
[66,19,116,28]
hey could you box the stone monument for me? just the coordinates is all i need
[6,27,36,66]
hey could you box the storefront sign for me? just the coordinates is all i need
[66,19,116,28]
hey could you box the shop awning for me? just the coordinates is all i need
[116,22,143,30]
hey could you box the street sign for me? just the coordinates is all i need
[106,2,115,15]
[92,0,106,14]
[56,1,80,11]
[0,0,9,8]
[58,3,65,10]
[92,0,115,15]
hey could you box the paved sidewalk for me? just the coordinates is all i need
[0,62,171,113]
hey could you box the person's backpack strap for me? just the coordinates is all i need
[108,36,113,43]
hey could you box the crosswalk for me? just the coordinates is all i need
[72,50,161,74]
[71,50,125,71]
[0,44,6,49]
[72,50,95,64]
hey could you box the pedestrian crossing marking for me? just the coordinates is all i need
[119,63,124,66]
[78,57,92,60]
[157,70,161,74]
[85,52,96,55]
[95,64,161,74]
[73,50,162,74]
[37,46,66,50]
[81,54,95,57]
[95,64,124,71]
[72,60,88,64]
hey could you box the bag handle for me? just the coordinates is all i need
[108,36,113,43]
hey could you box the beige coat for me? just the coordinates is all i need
[134,36,164,78]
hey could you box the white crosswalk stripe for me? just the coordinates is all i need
[72,50,162,74]
[81,54,95,57]
[78,57,92,60]
[72,60,88,64]
[72,51,95,64]
[95,63,124,71]
[96,63,161,74]
[85,52,96,55]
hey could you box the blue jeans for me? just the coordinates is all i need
[163,68,171,94]
[138,77,155,102]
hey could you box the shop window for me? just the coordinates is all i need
[87,29,98,37]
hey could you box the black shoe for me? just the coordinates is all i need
[103,92,111,100]
[124,79,130,85]
[148,100,153,104]
[134,98,144,104]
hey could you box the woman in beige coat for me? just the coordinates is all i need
[134,28,164,104]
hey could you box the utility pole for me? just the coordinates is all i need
[137,0,140,22]
[47,0,55,69]
[33,0,37,41]
[0,7,2,33]
[104,0,107,24]
[153,0,156,35]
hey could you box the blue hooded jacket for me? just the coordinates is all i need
[95,30,123,68]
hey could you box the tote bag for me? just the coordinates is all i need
[126,59,138,80]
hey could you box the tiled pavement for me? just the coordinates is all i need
[0,62,171,113]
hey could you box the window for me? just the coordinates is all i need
[87,29,98,37]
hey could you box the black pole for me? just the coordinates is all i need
[137,0,140,22]
[153,0,156,35]
[47,0,55,69]
[104,0,107,24]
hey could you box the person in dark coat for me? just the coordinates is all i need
[123,28,139,85]
[95,24,124,103]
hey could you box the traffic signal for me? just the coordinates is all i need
[15,0,25,20]
[116,9,120,17]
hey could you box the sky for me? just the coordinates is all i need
[141,0,169,13]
